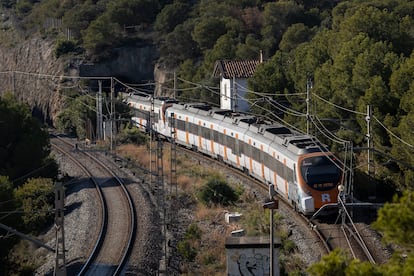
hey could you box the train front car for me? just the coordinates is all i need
[296,151,342,215]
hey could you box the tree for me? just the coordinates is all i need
[279,23,314,52]
[13,178,54,232]
[160,21,200,67]
[62,1,106,39]
[0,93,52,181]
[106,0,160,27]
[261,1,304,55]
[308,248,349,276]
[372,191,414,250]
[81,14,121,56]
[192,17,228,51]
[236,34,262,60]
[154,2,190,34]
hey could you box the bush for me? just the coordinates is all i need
[15,0,32,15]
[54,39,76,58]
[198,177,239,206]
[185,223,202,240]
[117,124,147,145]
[177,240,197,262]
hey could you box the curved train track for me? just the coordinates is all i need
[178,145,384,264]
[51,135,136,275]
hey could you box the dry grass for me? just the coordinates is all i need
[116,143,249,275]
[177,174,193,192]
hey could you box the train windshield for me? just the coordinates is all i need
[300,156,342,191]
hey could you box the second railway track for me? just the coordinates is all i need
[51,135,136,276]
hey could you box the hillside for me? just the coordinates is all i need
[1,0,414,199]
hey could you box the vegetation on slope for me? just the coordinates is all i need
[0,93,58,275]
[1,0,412,193]
[1,0,414,273]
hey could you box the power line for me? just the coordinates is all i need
[372,115,414,149]
[312,93,366,115]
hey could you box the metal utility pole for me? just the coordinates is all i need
[110,78,115,151]
[306,77,312,135]
[366,105,372,176]
[173,71,177,99]
[263,185,278,276]
[149,97,155,189]
[170,112,177,194]
[232,76,237,112]
[54,182,66,276]
[96,80,103,140]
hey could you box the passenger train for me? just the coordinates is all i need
[125,93,343,215]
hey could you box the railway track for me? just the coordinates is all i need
[177,146,383,264]
[50,135,136,276]
[310,197,378,264]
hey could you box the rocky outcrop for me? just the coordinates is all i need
[0,37,68,123]
[0,37,161,124]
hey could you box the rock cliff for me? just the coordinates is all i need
[0,37,68,123]
[0,36,161,124]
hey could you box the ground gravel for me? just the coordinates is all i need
[34,143,390,275]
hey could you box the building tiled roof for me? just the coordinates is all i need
[213,60,260,79]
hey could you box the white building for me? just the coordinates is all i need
[213,60,260,113]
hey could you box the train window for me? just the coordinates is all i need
[176,120,185,130]
[189,123,198,134]
[251,146,260,161]
[275,161,284,179]
[210,128,215,141]
[202,127,209,138]
[293,165,297,182]
[227,136,235,151]
[301,156,341,191]
[217,131,223,144]
[264,153,273,170]
[286,167,293,183]
[238,141,245,155]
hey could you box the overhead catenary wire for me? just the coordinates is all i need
[234,80,306,97]
[372,115,414,149]
[312,93,366,116]
[1,70,413,154]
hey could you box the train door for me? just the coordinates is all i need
[288,164,300,211]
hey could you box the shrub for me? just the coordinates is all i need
[15,0,32,15]
[117,125,147,145]
[177,240,197,262]
[198,177,239,206]
[54,39,76,58]
[185,223,202,240]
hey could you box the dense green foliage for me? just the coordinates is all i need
[2,1,414,272]
[0,93,55,181]
[372,191,414,251]
[0,94,58,275]
[5,0,411,191]
[14,178,55,231]
[198,177,239,206]
[55,90,131,140]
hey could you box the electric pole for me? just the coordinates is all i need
[306,77,312,135]
[54,181,66,276]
